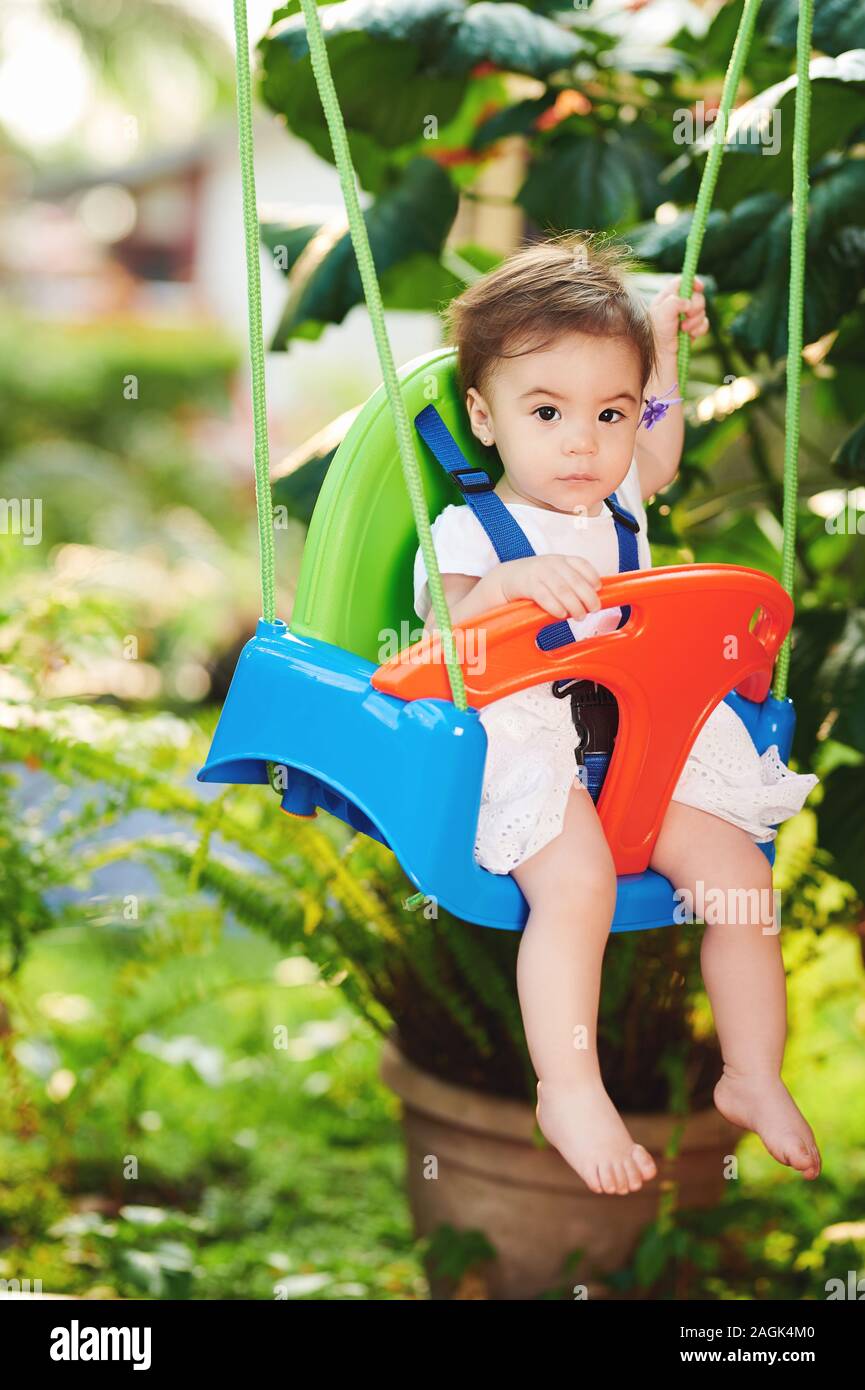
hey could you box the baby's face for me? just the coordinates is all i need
[466,331,643,516]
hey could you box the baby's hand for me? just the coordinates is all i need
[499,555,603,621]
[650,274,708,356]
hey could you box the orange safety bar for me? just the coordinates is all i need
[371,564,792,875]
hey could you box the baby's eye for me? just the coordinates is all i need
[533,405,561,422]
[599,408,625,423]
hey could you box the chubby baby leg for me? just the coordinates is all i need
[650,801,821,1181]
[512,783,658,1196]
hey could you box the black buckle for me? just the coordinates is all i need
[604,497,640,533]
[551,678,617,705]
[552,678,581,699]
[452,466,493,496]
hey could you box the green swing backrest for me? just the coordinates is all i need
[291,347,501,664]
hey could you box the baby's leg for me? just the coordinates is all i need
[512,784,657,1196]
[650,801,821,1180]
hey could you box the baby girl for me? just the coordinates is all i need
[413,233,821,1197]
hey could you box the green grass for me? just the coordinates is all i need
[2,905,864,1300]
[0,923,424,1300]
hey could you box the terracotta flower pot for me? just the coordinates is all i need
[379,1035,741,1300]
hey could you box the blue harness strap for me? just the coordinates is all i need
[414,404,641,645]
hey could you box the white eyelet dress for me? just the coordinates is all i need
[413,456,820,875]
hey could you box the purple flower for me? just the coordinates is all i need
[640,384,683,430]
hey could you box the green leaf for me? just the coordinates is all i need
[626,193,786,288]
[259,217,323,278]
[763,0,865,57]
[422,1222,496,1284]
[671,0,794,96]
[682,408,750,474]
[270,0,342,19]
[816,762,865,899]
[799,504,859,580]
[378,248,463,308]
[432,0,589,77]
[471,91,558,148]
[118,1242,195,1299]
[429,68,516,184]
[273,451,338,527]
[817,609,865,752]
[633,1225,672,1287]
[268,157,459,347]
[826,302,865,365]
[689,510,783,575]
[732,222,865,361]
[259,9,459,191]
[629,162,865,360]
[832,417,865,481]
[442,240,504,277]
[675,50,865,211]
[518,126,664,232]
[259,0,588,186]
[783,606,850,756]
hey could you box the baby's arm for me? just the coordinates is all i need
[423,555,603,634]
[637,275,708,502]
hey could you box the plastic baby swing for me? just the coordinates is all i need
[200,0,813,932]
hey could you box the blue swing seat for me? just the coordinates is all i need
[198,348,796,932]
[198,618,794,930]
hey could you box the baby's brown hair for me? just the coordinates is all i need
[442,230,658,408]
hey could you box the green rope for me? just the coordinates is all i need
[672,0,812,701]
[297,0,467,710]
[234,0,811,724]
[676,0,763,398]
[232,0,276,625]
[773,0,813,701]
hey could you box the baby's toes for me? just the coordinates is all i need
[632,1143,657,1181]
[623,1155,644,1192]
[784,1133,818,1174]
[804,1142,822,1179]
[585,1163,604,1196]
[599,1162,622,1196]
[612,1161,632,1195]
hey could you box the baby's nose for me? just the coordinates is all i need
[563,434,597,455]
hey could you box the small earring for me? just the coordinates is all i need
[482,435,491,445]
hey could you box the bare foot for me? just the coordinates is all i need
[536,1077,658,1195]
[714,1067,821,1179]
